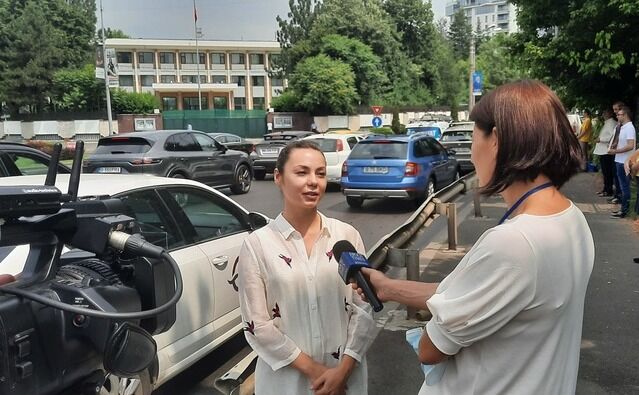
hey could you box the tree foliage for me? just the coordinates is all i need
[52,64,104,112]
[0,0,96,113]
[110,89,160,114]
[275,0,322,75]
[448,9,472,60]
[511,0,639,109]
[476,33,529,92]
[97,27,131,39]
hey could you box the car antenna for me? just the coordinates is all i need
[62,141,84,202]
[45,143,62,186]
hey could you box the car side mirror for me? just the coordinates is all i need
[214,141,227,152]
[248,212,268,230]
[447,149,457,156]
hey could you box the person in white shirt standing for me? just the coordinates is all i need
[238,140,375,395]
[354,80,594,395]
[608,105,636,218]
[593,108,618,197]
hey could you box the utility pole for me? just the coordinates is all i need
[99,0,114,135]
[193,0,202,111]
[468,36,475,116]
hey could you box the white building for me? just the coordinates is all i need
[445,0,518,35]
[105,38,283,111]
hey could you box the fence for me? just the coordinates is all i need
[163,110,267,138]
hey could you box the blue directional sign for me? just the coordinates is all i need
[372,116,383,128]
[473,71,483,95]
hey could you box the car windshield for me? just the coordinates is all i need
[94,137,152,154]
[308,138,338,152]
[441,131,472,142]
[349,141,407,159]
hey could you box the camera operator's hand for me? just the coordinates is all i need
[0,274,16,286]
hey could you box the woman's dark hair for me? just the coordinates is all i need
[470,80,582,196]
[275,139,325,173]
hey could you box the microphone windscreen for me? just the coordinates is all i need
[332,240,357,262]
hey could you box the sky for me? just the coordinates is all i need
[97,0,448,41]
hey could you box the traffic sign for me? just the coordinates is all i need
[472,71,483,96]
[372,116,383,128]
[371,106,383,116]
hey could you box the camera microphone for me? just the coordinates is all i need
[333,240,383,312]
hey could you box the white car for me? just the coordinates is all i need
[303,133,365,184]
[0,174,268,395]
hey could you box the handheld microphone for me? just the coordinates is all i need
[333,240,383,312]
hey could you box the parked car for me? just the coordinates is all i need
[0,141,71,177]
[0,174,269,394]
[251,131,315,180]
[83,130,253,194]
[208,132,255,155]
[341,134,460,208]
[303,133,366,184]
[440,122,474,175]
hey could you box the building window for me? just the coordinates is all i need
[180,52,205,64]
[183,96,208,110]
[250,53,264,65]
[213,96,228,109]
[231,53,245,65]
[211,53,225,64]
[181,75,207,83]
[251,76,265,87]
[253,97,265,110]
[160,52,175,64]
[234,97,246,110]
[160,75,176,83]
[140,75,155,87]
[269,54,281,68]
[119,75,134,86]
[211,75,227,83]
[271,77,284,87]
[162,97,177,111]
[117,51,132,64]
[231,76,246,86]
[138,52,154,64]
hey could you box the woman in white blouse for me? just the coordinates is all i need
[238,140,376,395]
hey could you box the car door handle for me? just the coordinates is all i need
[179,157,187,161]
[211,255,229,268]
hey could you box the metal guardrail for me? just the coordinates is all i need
[367,172,478,268]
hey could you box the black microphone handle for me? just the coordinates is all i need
[354,270,383,312]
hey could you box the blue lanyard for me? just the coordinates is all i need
[498,182,554,225]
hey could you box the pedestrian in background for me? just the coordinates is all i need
[238,140,375,395]
[577,109,593,170]
[354,80,593,395]
[593,108,617,196]
[607,101,626,204]
[608,105,636,218]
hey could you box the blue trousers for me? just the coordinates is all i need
[615,162,630,214]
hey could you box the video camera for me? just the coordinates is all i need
[0,142,183,394]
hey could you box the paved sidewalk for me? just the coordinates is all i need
[367,173,639,395]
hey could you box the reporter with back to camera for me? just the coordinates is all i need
[237,140,376,395]
[355,80,594,394]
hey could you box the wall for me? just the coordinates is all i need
[117,114,164,133]
[0,120,118,141]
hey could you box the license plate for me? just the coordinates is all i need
[363,166,388,174]
[96,167,122,174]
[260,148,279,155]
[455,148,471,153]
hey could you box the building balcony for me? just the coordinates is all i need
[160,63,175,70]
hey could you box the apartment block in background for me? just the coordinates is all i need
[445,0,518,34]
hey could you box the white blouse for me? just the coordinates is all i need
[238,213,376,395]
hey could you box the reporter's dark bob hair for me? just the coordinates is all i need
[470,80,582,196]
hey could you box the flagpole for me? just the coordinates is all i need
[100,0,114,134]
[193,0,202,111]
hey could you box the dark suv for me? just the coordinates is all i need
[83,130,253,194]
[251,131,315,179]
[0,141,71,177]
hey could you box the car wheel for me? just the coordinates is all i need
[230,164,252,194]
[170,172,186,179]
[254,169,266,180]
[346,196,364,209]
[100,371,152,395]
[426,178,435,198]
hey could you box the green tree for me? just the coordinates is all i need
[448,9,472,60]
[97,27,131,39]
[275,0,322,75]
[52,64,104,111]
[318,34,387,105]
[511,0,639,109]
[284,54,359,115]
[110,89,160,114]
[476,33,528,92]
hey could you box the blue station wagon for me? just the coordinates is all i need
[341,135,460,208]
